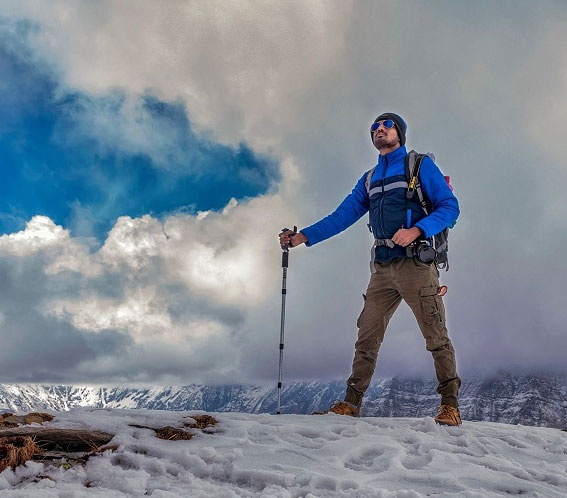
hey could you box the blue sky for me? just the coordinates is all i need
[0,21,279,240]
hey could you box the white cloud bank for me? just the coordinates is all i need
[0,159,301,383]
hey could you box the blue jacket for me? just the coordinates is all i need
[301,146,459,261]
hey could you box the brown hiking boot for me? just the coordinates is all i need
[434,404,462,426]
[321,400,361,417]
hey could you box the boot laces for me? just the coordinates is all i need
[438,405,453,416]
[329,400,358,413]
[437,404,460,422]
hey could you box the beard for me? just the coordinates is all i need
[373,134,399,150]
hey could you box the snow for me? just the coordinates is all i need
[0,409,566,497]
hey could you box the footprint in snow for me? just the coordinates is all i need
[344,447,387,472]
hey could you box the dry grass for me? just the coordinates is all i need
[84,443,120,460]
[128,423,194,441]
[26,413,54,423]
[0,412,54,428]
[154,426,193,441]
[0,412,217,471]
[184,414,218,430]
[130,415,219,441]
[0,436,40,471]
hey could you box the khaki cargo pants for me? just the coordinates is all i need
[345,257,461,408]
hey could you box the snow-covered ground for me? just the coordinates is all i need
[0,409,566,497]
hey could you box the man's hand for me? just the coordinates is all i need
[392,226,422,247]
[279,229,308,249]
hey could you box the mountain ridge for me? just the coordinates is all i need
[1,373,565,428]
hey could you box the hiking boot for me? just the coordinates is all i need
[317,400,360,417]
[434,404,461,426]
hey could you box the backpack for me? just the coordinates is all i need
[365,150,453,271]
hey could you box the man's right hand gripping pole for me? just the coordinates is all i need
[279,227,307,250]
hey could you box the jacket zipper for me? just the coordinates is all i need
[379,156,388,238]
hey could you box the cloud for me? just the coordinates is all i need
[54,92,190,170]
[2,1,353,152]
[1,1,566,385]
[0,21,280,240]
[0,219,132,383]
[0,159,301,383]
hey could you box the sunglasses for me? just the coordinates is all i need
[370,119,395,132]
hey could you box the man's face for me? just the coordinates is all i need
[372,121,400,150]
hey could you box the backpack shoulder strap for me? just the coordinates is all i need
[365,166,376,195]
[404,149,418,186]
[406,150,435,214]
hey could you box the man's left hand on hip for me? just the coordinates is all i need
[392,227,422,247]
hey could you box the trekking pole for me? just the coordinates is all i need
[277,226,297,414]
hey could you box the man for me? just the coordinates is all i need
[279,113,462,426]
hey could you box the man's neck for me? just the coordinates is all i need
[378,143,401,156]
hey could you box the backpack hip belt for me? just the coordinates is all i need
[374,238,435,258]
[373,238,396,249]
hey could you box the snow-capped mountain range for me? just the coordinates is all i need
[0,373,565,428]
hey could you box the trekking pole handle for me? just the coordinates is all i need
[281,226,298,248]
[281,226,297,267]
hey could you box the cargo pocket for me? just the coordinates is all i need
[420,286,441,326]
[356,293,367,328]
